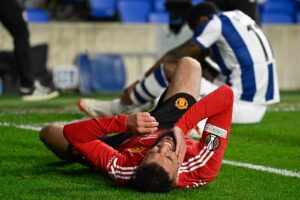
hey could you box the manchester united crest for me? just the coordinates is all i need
[175,98,188,110]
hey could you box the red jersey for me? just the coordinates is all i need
[64,85,233,188]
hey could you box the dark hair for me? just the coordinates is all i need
[186,2,219,31]
[134,163,175,193]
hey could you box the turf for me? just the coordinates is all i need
[0,92,299,199]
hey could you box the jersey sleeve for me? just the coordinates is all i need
[175,85,233,188]
[63,115,128,173]
[64,115,128,143]
[192,15,222,49]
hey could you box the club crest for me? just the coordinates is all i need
[175,97,188,110]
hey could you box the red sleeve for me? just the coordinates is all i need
[175,84,233,135]
[63,115,128,172]
[176,85,233,188]
[64,115,128,144]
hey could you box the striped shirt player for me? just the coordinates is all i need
[77,3,279,125]
[64,85,233,189]
[192,10,279,123]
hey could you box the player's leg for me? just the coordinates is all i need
[232,100,267,124]
[163,57,201,101]
[39,124,71,161]
[149,57,201,129]
[0,0,33,89]
[78,62,177,117]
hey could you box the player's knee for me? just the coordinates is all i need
[177,57,202,79]
[178,57,202,73]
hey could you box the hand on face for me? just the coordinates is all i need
[173,126,187,165]
[142,133,179,180]
[126,112,159,135]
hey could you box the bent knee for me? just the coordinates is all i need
[178,57,201,71]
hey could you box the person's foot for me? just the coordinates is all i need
[77,98,155,118]
[21,81,59,101]
[77,98,117,118]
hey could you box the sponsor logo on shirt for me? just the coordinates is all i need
[204,124,227,138]
[175,97,188,110]
[127,146,146,153]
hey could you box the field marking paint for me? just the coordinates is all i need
[268,106,300,112]
[0,120,78,131]
[0,122,41,131]
[0,105,299,118]
[0,110,80,117]
[223,160,300,178]
[1,121,300,179]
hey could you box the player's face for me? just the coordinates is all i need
[141,133,179,179]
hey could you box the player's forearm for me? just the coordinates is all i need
[145,39,204,78]
[63,115,128,144]
[175,85,233,134]
[201,61,220,82]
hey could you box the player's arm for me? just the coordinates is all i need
[64,113,158,144]
[175,84,234,135]
[63,115,128,144]
[63,118,126,172]
[201,58,221,82]
[144,39,209,78]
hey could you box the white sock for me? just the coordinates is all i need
[130,64,169,105]
[111,99,134,114]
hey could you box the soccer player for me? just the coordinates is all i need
[78,2,279,124]
[40,57,233,192]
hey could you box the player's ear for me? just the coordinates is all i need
[199,16,208,24]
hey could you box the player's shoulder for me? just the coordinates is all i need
[219,10,255,25]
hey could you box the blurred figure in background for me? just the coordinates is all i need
[78,2,279,124]
[0,0,58,101]
[205,0,261,25]
[165,0,261,35]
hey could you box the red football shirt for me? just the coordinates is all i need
[64,85,233,188]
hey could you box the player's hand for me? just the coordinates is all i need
[173,126,187,165]
[126,112,159,135]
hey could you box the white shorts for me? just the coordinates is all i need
[200,78,267,124]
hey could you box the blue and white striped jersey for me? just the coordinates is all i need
[193,10,280,105]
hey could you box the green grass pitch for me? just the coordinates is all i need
[0,92,299,199]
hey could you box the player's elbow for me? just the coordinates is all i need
[39,124,55,143]
[221,84,234,105]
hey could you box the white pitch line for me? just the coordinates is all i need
[223,160,300,178]
[0,120,81,131]
[0,122,42,131]
[0,121,299,179]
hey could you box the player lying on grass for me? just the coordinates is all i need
[40,57,233,192]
